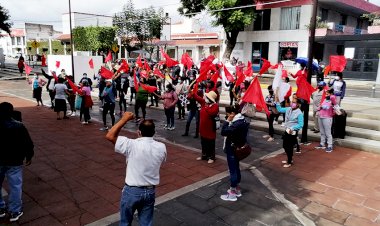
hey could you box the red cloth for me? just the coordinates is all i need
[51,71,58,82]
[136,55,143,68]
[153,68,165,79]
[140,70,148,79]
[330,55,346,72]
[244,61,253,77]
[242,77,270,116]
[193,92,219,139]
[89,58,94,69]
[270,63,279,69]
[105,51,112,63]
[117,62,129,74]
[41,55,46,67]
[160,49,179,67]
[24,63,32,75]
[258,58,271,75]
[223,66,234,82]
[320,86,328,105]
[100,66,114,79]
[140,83,157,93]
[66,78,79,94]
[324,65,331,77]
[282,70,288,78]
[144,61,151,72]
[181,53,194,69]
[133,70,139,90]
[235,68,245,88]
[296,76,316,104]
[55,61,60,69]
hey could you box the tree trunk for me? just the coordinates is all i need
[222,30,239,61]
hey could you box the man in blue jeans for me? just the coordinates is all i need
[106,112,166,226]
[0,102,34,222]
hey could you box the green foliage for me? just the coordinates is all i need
[113,0,165,50]
[305,16,329,29]
[362,13,380,26]
[72,26,116,52]
[26,41,65,55]
[0,4,12,34]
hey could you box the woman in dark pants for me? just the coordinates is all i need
[275,98,304,168]
[264,85,279,142]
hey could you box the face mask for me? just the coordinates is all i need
[291,103,297,109]
[205,97,211,104]
[326,96,330,100]
[335,76,340,80]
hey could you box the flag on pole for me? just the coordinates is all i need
[244,61,253,77]
[99,66,114,79]
[89,58,94,69]
[210,70,221,84]
[324,65,331,77]
[223,66,234,82]
[105,51,112,63]
[258,58,271,75]
[144,61,151,72]
[133,69,139,90]
[330,55,346,72]
[140,83,158,93]
[136,55,143,68]
[272,64,283,90]
[24,63,33,75]
[242,77,270,116]
[160,48,179,67]
[66,78,79,94]
[181,52,194,70]
[117,62,129,74]
[153,68,165,79]
[296,77,316,104]
[235,67,246,88]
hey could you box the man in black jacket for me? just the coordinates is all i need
[0,102,34,222]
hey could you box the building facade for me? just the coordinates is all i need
[0,29,26,57]
[236,0,380,80]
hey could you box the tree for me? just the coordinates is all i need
[113,0,165,58]
[178,0,255,60]
[72,26,116,53]
[0,5,12,34]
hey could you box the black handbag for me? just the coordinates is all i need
[234,144,252,161]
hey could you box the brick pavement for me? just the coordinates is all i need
[0,92,227,225]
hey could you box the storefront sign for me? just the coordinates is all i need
[279,42,298,48]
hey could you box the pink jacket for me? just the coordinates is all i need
[318,95,337,118]
[162,91,178,109]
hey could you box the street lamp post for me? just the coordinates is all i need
[68,0,75,81]
[301,0,318,143]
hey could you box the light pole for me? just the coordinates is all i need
[301,0,318,143]
[68,0,75,81]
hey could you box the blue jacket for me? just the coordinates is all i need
[276,104,304,131]
[221,114,249,151]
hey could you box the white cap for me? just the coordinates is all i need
[105,79,112,83]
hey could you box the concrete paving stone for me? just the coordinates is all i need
[316,217,343,226]
[155,183,178,197]
[303,202,350,224]
[61,212,98,226]
[344,216,380,226]
[176,193,218,213]
[305,192,339,207]
[317,176,356,191]
[155,200,190,216]
[151,210,183,226]
[364,199,380,211]
[173,177,197,188]
[325,187,366,205]
[45,201,83,222]
[243,191,279,210]
[64,188,100,204]
[193,186,218,200]
[295,179,329,193]
[18,201,50,224]
[79,197,118,219]
[32,190,70,208]
[19,215,64,226]
[221,211,256,226]
[210,206,235,219]
[334,200,380,222]
[284,193,311,209]
[47,177,83,193]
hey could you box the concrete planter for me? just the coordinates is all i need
[315,28,327,36]
[368,26,380,34]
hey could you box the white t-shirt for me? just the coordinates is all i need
[115,136,166,186]
[54,83,67,100]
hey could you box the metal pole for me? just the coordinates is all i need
[68,0,75,81]
[301,0,318,143]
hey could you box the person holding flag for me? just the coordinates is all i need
[315,89,336,152]
[135,78,150,123]
[65,76,78,117]
[328,72,346,105]
[79,79,92,125]
[159,83,178,130]
[26,73,46,106]
[41,69,57,109]
[100,79,117,131]
[54,77,71,120]
[311,81,326,133]
[263,85,279,142]
[275,94,304,168]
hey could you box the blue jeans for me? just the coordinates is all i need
[0,166,23,213]
[225,147,241,188]
[186,109,199,124]
[120,185,155,226]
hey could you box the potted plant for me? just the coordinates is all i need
[306,17,329,36]
[362,13,380,34]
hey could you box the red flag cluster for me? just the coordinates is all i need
[100,66,114,79]
[117,62,129,74]
[153,68,165,79]
[181,53,194,70]
[160,49,179,68]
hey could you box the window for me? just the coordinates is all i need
[11,37,16,45]
[280,7,301,30]
[356,18,364,29]
[253,9,271,31]
[340,14,347,25]
[320,8,328,22]
[17,37,21,45]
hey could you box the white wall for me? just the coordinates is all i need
[48,55,103,84]
[62,13,113,34]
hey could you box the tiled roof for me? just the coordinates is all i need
[171,33,219,40]
[157,39,221,46]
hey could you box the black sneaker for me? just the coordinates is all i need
[9,211,23,222]
[0,208,6,218]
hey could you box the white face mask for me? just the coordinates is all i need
[335,76,340,80]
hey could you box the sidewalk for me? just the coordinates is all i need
[0,80,379,225]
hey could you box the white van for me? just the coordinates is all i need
[0,48,5,68]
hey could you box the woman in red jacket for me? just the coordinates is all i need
[192,90,219,163]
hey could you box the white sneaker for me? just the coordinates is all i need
[281,122,285,127]
[81,121,88,125]
[71,112,76,116]
[267,137,275,142]
[99,126,109,131]
[220,191,237,201]
[263,135,270,139]
[273,121,279,125]
[227,188,242,197]
[169,126,175,131]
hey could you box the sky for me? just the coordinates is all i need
[1,0,182,31]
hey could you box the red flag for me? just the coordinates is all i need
[258,58,272,75]
[330,55,346,72]
[270,63,279,69]
[66,78,79,94]
[136,55,143,68]
[242,77,270,116]
[296,77,316,104]
[144,61,151,72]
[133,69,139,90]
[105,51,112,63]
[235,68,246,88]
[181,53,194,70]
[89,58,94,69]
[121,59,127,64]
[223,66,234,82]
[153,68,165,79]
[282,70,288,78]
[55,61,60,69]
[100,66,114,79]
[24,63,32,75]
[324,65,331,77]
[140,70,148,79]
[50,71,58,82]
[160,48,179,67]
[320,86,329,105]
[140,83,158,93]
[210,70,221,84]
[244,61,253,76]
[117,62,129,74]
